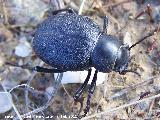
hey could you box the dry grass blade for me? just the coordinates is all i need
[1,83,23,120]
[82,93,160,120]
[78,0,86,15]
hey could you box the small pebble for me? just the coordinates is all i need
[56,68,107,85]
[45,86,56,100]
[0,92,13,113]
[123,32,132,47]
[9,0,48,24]
[15,37,32,57]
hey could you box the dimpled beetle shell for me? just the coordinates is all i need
[33,13,101,71]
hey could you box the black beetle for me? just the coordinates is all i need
[7,8,152,117]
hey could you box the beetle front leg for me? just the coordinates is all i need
[103,16,109,33]
[82,70,98,117]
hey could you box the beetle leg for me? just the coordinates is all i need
[73,68,92,101]
[68,8,77,14]
[82,70,98,117]
[51,8,77,15]
[30,66,65,73]
[103,16,109,33]
[120,69,140,76]
[5,62,65,73]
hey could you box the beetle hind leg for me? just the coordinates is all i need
[5,62,65,73]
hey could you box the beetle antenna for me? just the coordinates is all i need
[128,27,158,51]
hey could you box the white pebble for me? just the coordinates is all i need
[0,92,13,113]
[15,38,32,57]
[123,32,132,47]
[55,68,107,85]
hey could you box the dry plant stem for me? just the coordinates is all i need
[115,21,129,34]
[9,84,35,93]
[1,83,23,120]
[2,0,8,24]
[24,72,37,112]
[95,0,120,28]
[25,61,44,113]
[148,99,155,114]
[14,85,44,95]
[108,75,158,100]
[62,84,73,100]
[81,93,160,120]
[6,24,37,29]
[9,84,45,116]
[135,4,152,20]
[104,0,133,8]
[78,0,86,15]
[18,73,63,119]
[146,5,152,30]
[135,4,153,30]
[95,97,103,112]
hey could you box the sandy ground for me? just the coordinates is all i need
[0,0,160,119]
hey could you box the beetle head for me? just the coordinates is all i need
[92,28,153,76]
[92,34,131,73]
[92,34,136,75]
[112,44,131,74]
